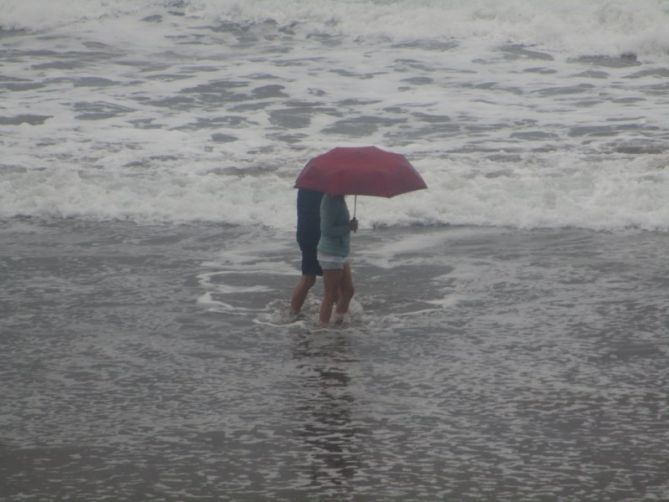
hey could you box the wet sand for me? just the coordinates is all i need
[1,219,668,501]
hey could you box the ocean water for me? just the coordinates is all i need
[1,0,668,500]
[1,0,668,228]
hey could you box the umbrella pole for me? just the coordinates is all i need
[353,195,357,218]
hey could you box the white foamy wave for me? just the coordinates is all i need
[2,0,668,232]
[0,165,297,228]
[398,153,669,231]
[0,0,147,31]
[2,152,667,231]
[2,0,669,58]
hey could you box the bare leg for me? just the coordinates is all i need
[290,274,316,315]
[319,269,342,325]
[335,263,354,316]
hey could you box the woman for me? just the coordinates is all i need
[318,194,358,325]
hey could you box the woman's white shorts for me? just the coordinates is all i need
[317,252,349,271]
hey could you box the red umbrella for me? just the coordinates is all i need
[294,146,427,198]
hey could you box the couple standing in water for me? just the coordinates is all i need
[290,188,358,325]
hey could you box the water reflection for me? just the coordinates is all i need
[292,332,363,493]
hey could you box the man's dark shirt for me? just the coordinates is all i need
[296,189,323,246]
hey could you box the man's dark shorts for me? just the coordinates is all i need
[299,239,322,276]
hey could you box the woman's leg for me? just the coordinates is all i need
[335,263,354,315]
[320,269,342,325]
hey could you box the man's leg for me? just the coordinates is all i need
[290,274,316,315]
[290,241,321,315]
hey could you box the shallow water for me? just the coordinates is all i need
[1,219,668,500]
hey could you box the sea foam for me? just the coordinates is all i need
[3,0,669,58]
[1,0,668,231]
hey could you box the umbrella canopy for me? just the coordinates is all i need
[294,146,427,197]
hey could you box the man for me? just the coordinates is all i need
[290,188,324,316]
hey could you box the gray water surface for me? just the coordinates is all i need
[1,220,668,501]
